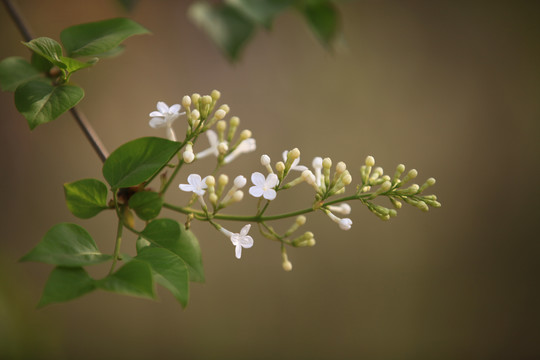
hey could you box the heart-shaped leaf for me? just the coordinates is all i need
[64,178,109,219]
[20,223,112,266]
[136,247,189,307]
[102,137,181,189]
[61,18,150,57]
[129,191,163,221]
[15,80,84,129]
[0,57,42,92]
[38,267,96,308]
[96,260,155,299]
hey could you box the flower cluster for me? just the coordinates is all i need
[150,90,440,270]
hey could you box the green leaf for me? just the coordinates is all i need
[300,1,340,47]
[189,2,255,61]
[38,267,95,308]
[96,260,155,299]
[90,45,126,58]
[59,55,98,75]
[141,219,205,283]
[23,37,67,70]
[129,191,163,221]
[117,0,140,12]
[61,18,150,57]
[136,247,189,307]
[20,223,112,267]
[102,137,181,189]
[15,80,84,129]
[0,57,42,92]
[31,52,54,73]
[64,178,109,219]
[226,0,292,28]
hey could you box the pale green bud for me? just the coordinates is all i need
[211,89,221,100]
[219,104,230,113]
[215,109,226,120]
[296,215,307,226]
[419,177,436,193]
[289,148,300,160]
[393,164,405,183]
[365,155,375,167]
[202,95,212,105]
[182,95,191,108]
[229,116,240,127]
[276,161,285,172]
[218,142,228,154]
[323,157,332,169]
[240,129,252,140]
[282,260,293,272]
[191,93,200,107]
[402,169,418,184]
[209,193,218,206]
[335,161,347,174]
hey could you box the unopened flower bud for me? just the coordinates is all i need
[183,143,194,163]
[323,157,332,169]
[229,116,240,127]
[282,260,293,272]
[240,129,252,140]
[209,193,218,206]
[296,215,306,226]
[341,173,352,185]
[205,176,215,187]
[336,161,347,174]
[202,95,212,105]
[276,161,285,172]
[211,89,221,100]
[219,104,230,113]
[419,177,436,192]
[218,142,228,154]
[232,190,244,202]
[182,95,191,108]
[219,174,229,186]
[215,109,226,120]
[191,93,200,106]
[339,218,352,230]
[365,155,375,167]
[289,148,300,159]
[261,154,271,166]
[402,169,418,184]
[234,175,247,188]
[191,109,200,120]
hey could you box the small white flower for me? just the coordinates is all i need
[327,203,352,215]
[220,224,254,259]
[179,174,207,196]
[196,130,219,159]
[282,150,308,172]
[149,101,184,141]
[224,138,256,163]
[249,172,279,200]
[326,211,353,231]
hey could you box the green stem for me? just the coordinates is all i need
[162,193,372,222]
[160,155,184,195]
[109,216,124,275]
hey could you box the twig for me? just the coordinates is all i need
[2,0,109,162]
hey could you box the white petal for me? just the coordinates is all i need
[206,130,219,147]
[240,224,251,236]
[166,127,177,141]
[263,188,277,200]
[240,235,253,248]
[169,104,181,114]
[249,186,264,198]
[235,244,242,259]
[149,111,163,117]
[149,117,166,128]
[179,184,194,192]
[282,150,288,162]
[251,172,266,187]
[187,174,202,187]
[157,101,168,113]
[292,165,308,171]
[265,173,279,188]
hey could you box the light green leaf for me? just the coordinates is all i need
[23,37,67,70]
[61,18,150,57]
[38,267,95,308]
[20,223,112,266]
[226,0,292,28]
[189,2,255,61]
[102,137,181,189]
[96,260,155,299]
[64,178,109,219]
[14,80,84,129]
[59,55,98,75]
[0,57,42,92]
[136,247,189,307]
[141,219,205,283]
[129,191,163,221]
[300,1,340,47]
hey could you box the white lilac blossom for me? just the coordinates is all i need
[179,174,207,196]
[249,172,279,200]
[220,224,254,259]
[312,157,323,187]
[149,101,184,141]
[196,130,219,159]
[327,203,352,215]
[224,138,256,164]
[326,211,353,231]
[282,150,308,172]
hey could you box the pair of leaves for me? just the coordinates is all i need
[188,0,340,61]
[0,18,149,129]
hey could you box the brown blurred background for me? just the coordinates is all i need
[1,1,539,359]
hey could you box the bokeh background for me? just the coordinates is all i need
[1,1,539,359]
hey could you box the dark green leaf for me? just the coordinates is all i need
[136,247,189,307]
[0,57,42,92]
[300,1,340,47]
[61,18,150,57]
[23,37,66,70]
[91,45,125,58]
[129,191,163,221]
[64,178,109,219]
[102,137,181,189]
[141,219,205,283]
[38,267,95,308]
[189,2,255,61]
[20,223,112,267]
[31,53,54,73]
[96,260,155,299]
[15,80,84,129]
[226,0,292,28]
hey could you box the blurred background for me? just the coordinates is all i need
[1,1,539,359]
